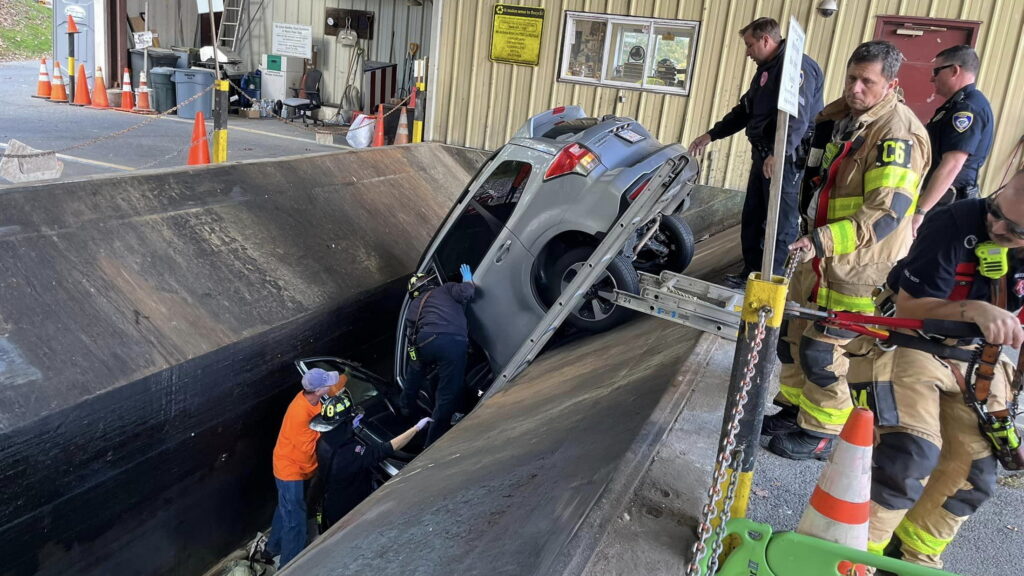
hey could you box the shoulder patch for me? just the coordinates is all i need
[875,139,913,168]
[952,111,974,133]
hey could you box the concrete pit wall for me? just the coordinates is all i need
[0,144,490,576]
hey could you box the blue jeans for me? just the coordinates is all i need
[265,478,307,567]
[402,333,468,446]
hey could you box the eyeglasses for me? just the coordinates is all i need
[985,190,1024,240]
[932,64,955,77]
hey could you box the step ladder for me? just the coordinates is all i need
[219,0,245,52]
[614,271,744,340]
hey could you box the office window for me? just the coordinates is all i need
[559,12,700,95]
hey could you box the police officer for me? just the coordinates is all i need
[688,17,824,288]
[868,171,1024,568]
[764,41,930,460]
[401,264,475,446]
[913,45,993,235]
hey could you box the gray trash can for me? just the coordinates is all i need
[130,48,179,91]
[172,68,215,119]
[149,67,176,113]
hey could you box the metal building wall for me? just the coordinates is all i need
[432,0,1024,193]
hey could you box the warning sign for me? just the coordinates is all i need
[490,4,544,66]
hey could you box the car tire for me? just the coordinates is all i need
[633,213,695,275]
[550,246,639,333]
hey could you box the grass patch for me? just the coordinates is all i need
[0,1,52,62]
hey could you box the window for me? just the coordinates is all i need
[433,161,532,279]
[559,12,700,96]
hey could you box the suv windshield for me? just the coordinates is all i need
[433,160,532,279]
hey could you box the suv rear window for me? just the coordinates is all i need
[434,161,532,279]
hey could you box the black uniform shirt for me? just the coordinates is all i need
[321,437,395,527]
[924,83,994,190]
[708,39,824,157]
[889,199,1024,311]
[407,282,476,339]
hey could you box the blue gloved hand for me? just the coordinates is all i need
[460,263,473,283]
[352,413,364,429]
[415,417,434,431]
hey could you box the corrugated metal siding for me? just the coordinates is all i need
[432,0,1024,193]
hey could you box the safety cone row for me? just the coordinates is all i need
[49,62,68,103]
[394,106,410,145]
[70,63,91,106]
[371,104,385,147]
[89,67,110,109]
[32,58,51,99]
[117,68,134,112]
[187,111,211,166]
[796,407,873,550]
[133,71,155,114]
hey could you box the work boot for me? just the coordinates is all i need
[761,406,800,436]
[767,429,834,460]
[722,271,750,290]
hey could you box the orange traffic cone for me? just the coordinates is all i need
[796,407,873,550]
[371,104,385,147]
[70,63,91,106]
[32,58,51,99]
[49,62,68,103]
[393,106,410,145]
[67,14,79,34]
[117,68,134,112]
[89,66,110,109]
[133,71,155,114]
[187,111,211,165]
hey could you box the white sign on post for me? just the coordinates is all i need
[272,23,313,59]
[778,16,806,117]
[132,31,154,49]
[196,0,225,15]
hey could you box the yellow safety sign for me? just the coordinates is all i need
[490,4,544,66]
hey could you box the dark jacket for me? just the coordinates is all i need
[407,282,476,339]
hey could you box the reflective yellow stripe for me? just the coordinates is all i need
[778,384,804,406]
[827,197,863,219]
[828,220,857,255]
[799,395,853,425]
[867,539,889,556]
[815,286,875,313]
[864,165,921,193]
[895,518,952,557]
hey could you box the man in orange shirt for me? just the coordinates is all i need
[264,367,347,567]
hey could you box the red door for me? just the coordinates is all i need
[874,17,981,123]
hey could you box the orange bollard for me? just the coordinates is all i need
[187,111,211,165]
[117,68,134,112]
[371,104,385,147]
[89,66,110,109]
[393,106,410,145]
[70,63,92,106]
[133,72,155,114]
[32,58,51,99]
[49,62,68,103]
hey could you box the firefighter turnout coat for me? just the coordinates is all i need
[805,90,931,313]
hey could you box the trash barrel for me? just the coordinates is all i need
[172,68,216,119]
[130,48,180,92]
[149,67,176,114]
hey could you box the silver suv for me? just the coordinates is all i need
[397,106,698,405]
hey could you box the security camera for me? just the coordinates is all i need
[817,0,838,17]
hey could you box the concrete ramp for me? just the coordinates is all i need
[0,144,489,576]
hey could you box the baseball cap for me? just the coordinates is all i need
[301,368,340,393]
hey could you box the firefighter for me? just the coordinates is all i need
[764,41,930,460]
[401,264,475,446]
[688,17,824,288]
[913,45,994,236]
[868,171,1024,568]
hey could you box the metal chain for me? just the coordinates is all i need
[2,83,217,160]
[225,78,412,134]
[685,307,770,576]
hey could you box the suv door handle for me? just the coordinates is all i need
[495,240,512,263]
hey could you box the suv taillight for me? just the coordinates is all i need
[544,143,599,180]
[628,178,651,201]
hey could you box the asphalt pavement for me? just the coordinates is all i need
[0,60,349,184]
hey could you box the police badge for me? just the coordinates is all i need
[952,111,974,133]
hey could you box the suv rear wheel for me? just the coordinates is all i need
[550,246,640,332]
[633,214,695,274]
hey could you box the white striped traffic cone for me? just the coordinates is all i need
[32,58,51,99]
[796,407,873,550]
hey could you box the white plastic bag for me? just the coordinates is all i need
[346,113,374,148]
